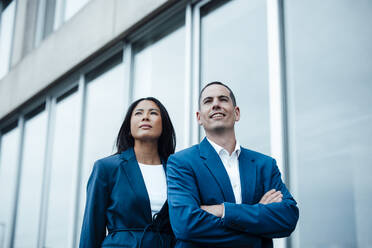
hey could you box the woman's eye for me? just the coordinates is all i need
[151,112,158,115]
[134,112,141,116]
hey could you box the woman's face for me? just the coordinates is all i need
[130,100,162,142]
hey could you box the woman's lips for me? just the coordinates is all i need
[139,124,152,129]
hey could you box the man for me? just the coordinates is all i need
[167,82,299,247]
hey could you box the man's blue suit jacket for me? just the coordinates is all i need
[79,148,175,248]
[167,138,299,248]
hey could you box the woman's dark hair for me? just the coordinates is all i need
[116,97,176,160]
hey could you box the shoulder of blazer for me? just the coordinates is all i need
[169,144,199,161]
[240,147,274,167]
[93,150,132,173]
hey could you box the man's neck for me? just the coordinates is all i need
[205,130,237,155]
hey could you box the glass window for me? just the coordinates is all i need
[0,0,16,78]
[133,22,186,150]
[0,126,19,248]
[64,0,90,21]
[14,109,48,247]
[77,61,126,242]
[54,0,90,30]
[44,90,80,248]
[200,0,271,154]
[285,0,372,247]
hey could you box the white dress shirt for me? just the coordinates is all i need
[138,163,167,216]
[206,138,242,204]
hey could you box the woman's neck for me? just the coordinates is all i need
[134,140,161,165]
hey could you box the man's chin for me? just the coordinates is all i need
[206,125,227,134]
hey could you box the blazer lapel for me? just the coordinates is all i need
[120,148,152,223]
[199,138,236,203]
[239,149,257,204]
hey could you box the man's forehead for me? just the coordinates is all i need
[201,84,230,98]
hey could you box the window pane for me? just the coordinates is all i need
[64,0,90,21]
[77,62,126,242]
[0,127,19,248]
[14,111,48,247]
[200,0,270,154]
[45,92,80,247]
[133,24,186,150]
[0,1,16,78]
[54,0,90,30]
[285,0,372,247]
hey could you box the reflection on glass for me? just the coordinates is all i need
[200,0,270,154]
[64,0,90,21]
[285,1,372,247]
[45,92,80,247]
[133,25,185,150]
[14,111,47,247]
[0,127,19,248]
[77,63,126,242]
[0,1,16,78]
[54,0,90,29]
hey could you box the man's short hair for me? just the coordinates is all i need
[199,81,237,108]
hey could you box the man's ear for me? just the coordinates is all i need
[234,106,240,122]
[196,111,203,126]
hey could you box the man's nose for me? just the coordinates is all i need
[212,99,221,110]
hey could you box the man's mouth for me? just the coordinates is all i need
[210,112,225,119]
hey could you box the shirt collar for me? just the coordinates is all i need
[206,137,241,157]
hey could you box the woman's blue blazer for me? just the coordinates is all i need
[79,148,175,248]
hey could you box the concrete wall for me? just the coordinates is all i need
[0,0,171,120]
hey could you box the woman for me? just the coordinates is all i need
[79,97,176,248]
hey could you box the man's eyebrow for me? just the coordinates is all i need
[218,95,229,99]
[203,95,229,101]
[202,96,213,102]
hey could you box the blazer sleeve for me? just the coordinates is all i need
[223,159,299,238]
[79,160,109,248]
[167,155,261,247]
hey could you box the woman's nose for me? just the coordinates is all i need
[142,113,150,121]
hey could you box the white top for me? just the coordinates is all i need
[206,138,242,204]
[138,163,167,216]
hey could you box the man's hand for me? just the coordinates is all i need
[201,204,224,217]
[259,189,282,204]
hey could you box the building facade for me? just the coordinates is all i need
[0,0,371,247]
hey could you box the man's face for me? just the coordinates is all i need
[197,84,240,134]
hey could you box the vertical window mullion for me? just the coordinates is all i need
[192,1,202,144]
[124,43,133,105]
[37,97,56,248]
[72,74,86,248]
[266,0,288,246]
[9,116,25,248]
[184,3,193,147]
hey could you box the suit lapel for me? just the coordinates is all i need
[239,149,257,204]
[199,138,236,203]
[120,148,152,223]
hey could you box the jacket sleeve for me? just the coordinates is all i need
[79,160,109,248]
[167,155,261,247]
[223,159,299,238]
